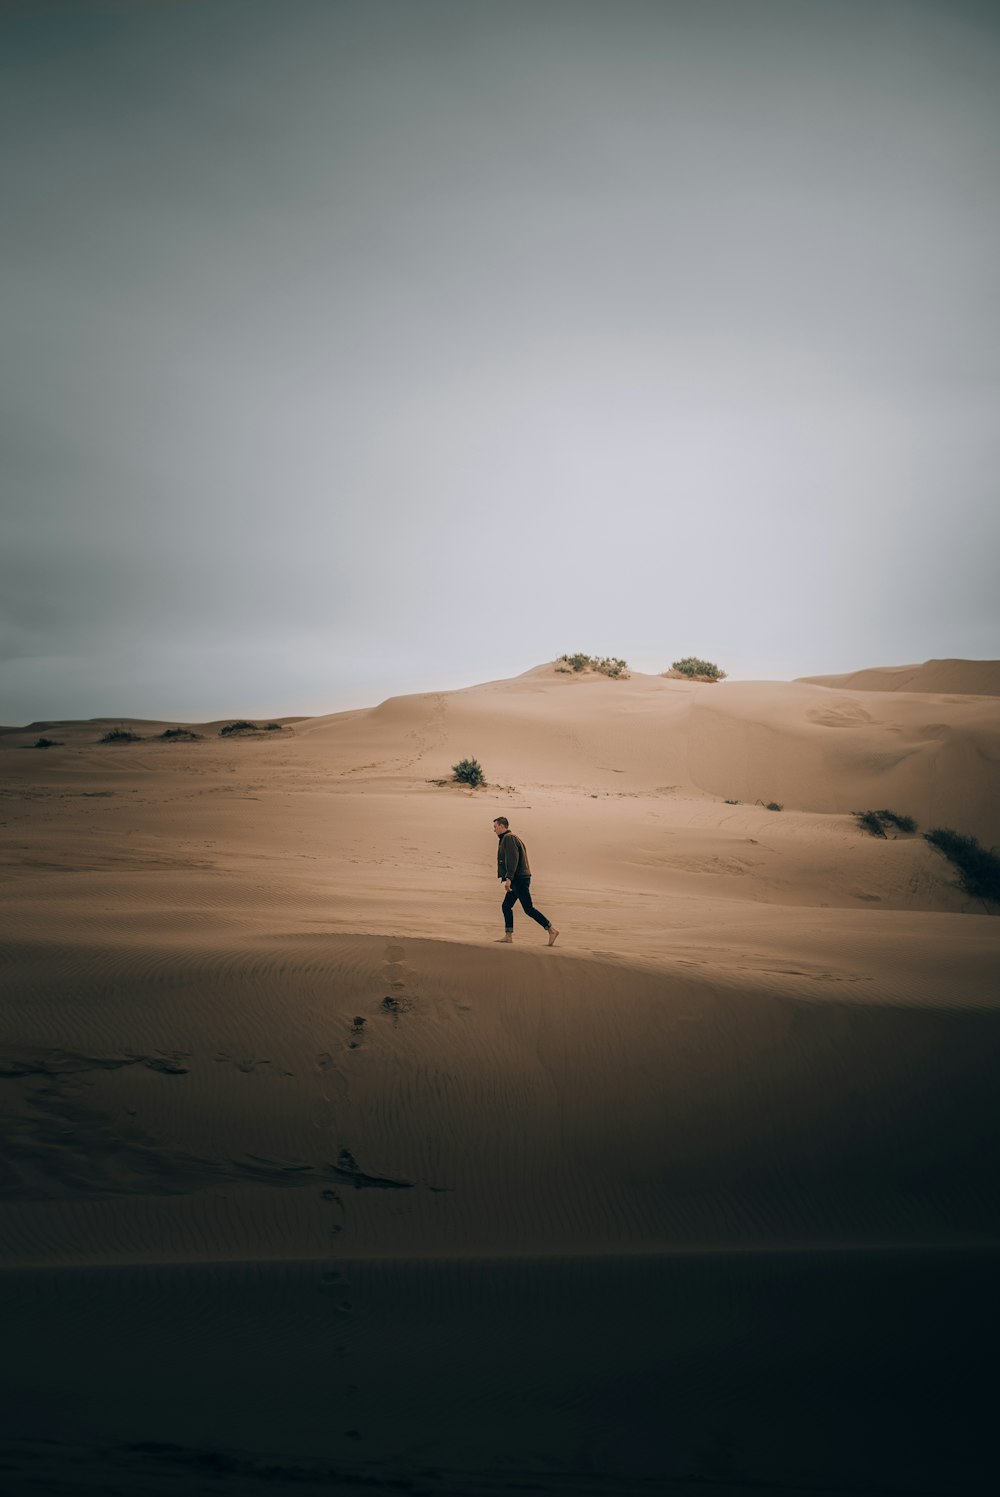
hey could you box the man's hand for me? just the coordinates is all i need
[504,879,512,891]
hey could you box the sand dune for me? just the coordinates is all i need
[2,659,998,1493]
[797,656,1000,696]
[3,927,998,1270]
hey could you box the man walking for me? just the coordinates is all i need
[494,817,559,945]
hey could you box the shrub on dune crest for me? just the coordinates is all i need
[100,727,142,743]
[924,828,1000,903]
[219,721,284,737]
[666,657,727,682]
[452,757,486,788]
[856,808,918,838]
[877,809,918,833]
[556,653,630,678]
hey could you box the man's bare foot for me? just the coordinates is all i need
[547,927,560,946]
[495,934,512,943]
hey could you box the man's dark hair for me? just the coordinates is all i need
[493,815,509,828]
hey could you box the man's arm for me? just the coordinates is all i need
[500,836,520,882]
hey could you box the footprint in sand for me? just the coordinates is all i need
[318,1265,353,1314]
[320,1187,346,1236]
[381,942,416,1017]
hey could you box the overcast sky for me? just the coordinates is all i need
[2,0,998,722]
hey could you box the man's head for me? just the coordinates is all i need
[493,816,509,837]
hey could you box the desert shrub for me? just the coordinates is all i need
[264,722,283,731]
[765,802,783,812]
[670,657,727,681]
[160,728,202,741]
[876,809,917,833]
[856,808,918,837]
[219,721,258,737]
[724,798,740,805]
[557,653,630,679]
[924,828,1000,903]
[100,727,141,743]
[33,737,61,748]
[452,757,486,788]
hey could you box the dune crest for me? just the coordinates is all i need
[797,657,1000,696]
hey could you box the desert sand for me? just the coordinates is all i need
[797,655,1000,697]
[2,659,999,1494]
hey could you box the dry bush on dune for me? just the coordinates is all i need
[556,653,630,678]
[100,727,142,743]
[664,656,727,682]
[452,757,486,788]
[924,828,1000,903]
[160,728,202,741]
[856,809,918,838]
[219,721,284,737]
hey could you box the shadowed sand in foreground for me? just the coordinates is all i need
[2,660,998,1493]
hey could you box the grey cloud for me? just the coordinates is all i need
[1,0,998,720]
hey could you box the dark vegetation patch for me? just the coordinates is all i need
[33,737,61,748]
[666,656,727,681]
[452,756,486,787]
[724,798,740,805]
[219,721,285,737]
[924,828,1000,903]
[855,808,918,838]
[100,727,142,743]
[556,652,630,678]
[160,728,202,741]
[764,801,783,812]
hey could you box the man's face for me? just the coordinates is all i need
[493,822,506,838]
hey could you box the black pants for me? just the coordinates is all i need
[502,873,550,932]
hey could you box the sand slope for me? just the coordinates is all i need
[3,926,998,1269]
[2,659,999,1493]
[797,656,1000,696]
[3,656,998,1269]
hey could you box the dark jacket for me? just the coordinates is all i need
[497,830,530,881]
